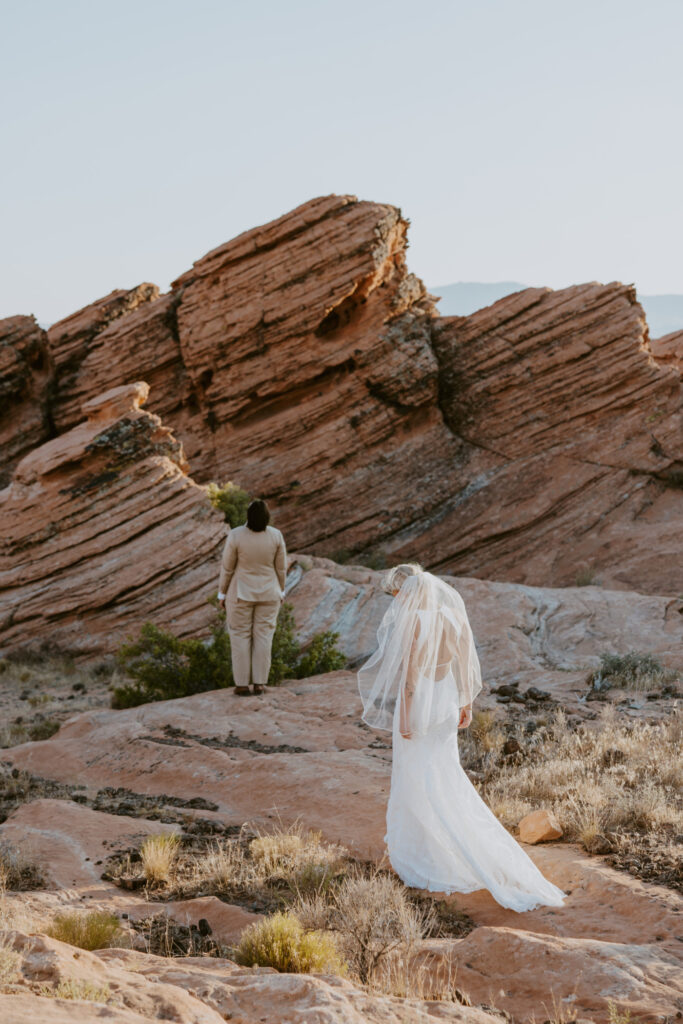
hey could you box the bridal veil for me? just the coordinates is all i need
[358,566,482,736]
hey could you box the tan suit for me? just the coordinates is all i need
[219,525,287,688]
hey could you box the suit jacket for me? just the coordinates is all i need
[219,525,287,603]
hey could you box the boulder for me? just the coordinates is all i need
[518,808,564,843]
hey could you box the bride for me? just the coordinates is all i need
[358,563,565,912]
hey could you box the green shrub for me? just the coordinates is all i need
[268,603,302,686]
[28,719,60,741]
[595,651,672,691]
[112,619,233,708]
[113,604,346,708]
[206,481,250,527]
[234,911,344,974]
[295,630,347,678]
[47,910,121,950]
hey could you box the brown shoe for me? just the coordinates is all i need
[234,686,251,696]
[252,685,266,695]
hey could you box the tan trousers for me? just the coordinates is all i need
[227,599,280,687]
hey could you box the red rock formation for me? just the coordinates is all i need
[2,195,681,595]
[0,315,51,486]
[0,381,225,657]
[651,328,683,373]
[421,283,683,591]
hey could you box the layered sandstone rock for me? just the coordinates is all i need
[0,315,51,486]
[417,283,683,591]
[2,195,681,594]
[651,328,683,373]
[0,381,225,657]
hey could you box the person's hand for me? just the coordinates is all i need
[458,705,472,730]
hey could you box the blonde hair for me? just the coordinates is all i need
[381,563,423,594]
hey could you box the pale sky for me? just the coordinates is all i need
[2,0,682,325]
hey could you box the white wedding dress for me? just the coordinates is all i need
[359,568,565,913]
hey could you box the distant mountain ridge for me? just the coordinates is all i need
[432,281,683,338]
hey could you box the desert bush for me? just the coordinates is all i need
[39,979,113,1003]
[140,833,180,884]
[112,619,233,708]
[113,604,346,708]
[332,871,433,985]
[206,480,250,527]
[28,719,60,741]
[47,909,122,950]
[592,650,673,691]
[0,842,45,891]
[234,910,344,974]
[575,566,597,586]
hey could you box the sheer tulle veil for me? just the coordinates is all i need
[357,565,482,737]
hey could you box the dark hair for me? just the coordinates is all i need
[246,499,270,532]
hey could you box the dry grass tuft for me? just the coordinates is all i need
[292,868,435,986]
[47,909,122,951]
[140,833,181,884]
[371,950,469,1003]
[38,978,114,1003]
[249,821,346,894]
[607,1000,633,1024]
[235,911,345,974]
[0,937,20,992]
